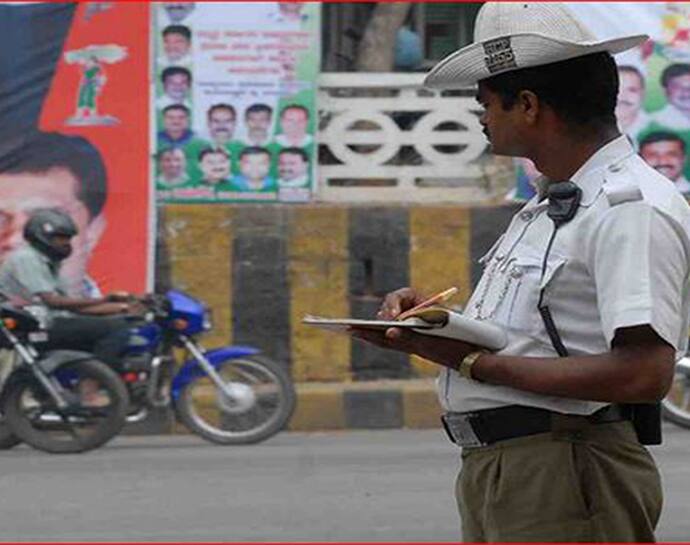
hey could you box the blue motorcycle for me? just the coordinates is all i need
[120,290,296,445]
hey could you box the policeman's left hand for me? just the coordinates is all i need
[351,327,480,370]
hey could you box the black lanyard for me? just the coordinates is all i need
[537,181,582,357]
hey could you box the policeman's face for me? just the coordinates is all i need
[245,111,271,142]
[0,167,104,294]
[163,73,190,101]
[200,152,230,184]
[280,108,308,139]
[208,109,236,144]
[163,109,190,139]
[278,153,307,180]
[640,140,686,182]
[163,32,190,62]
[666,74,690,113]
[159,149,186,179]
[616,70,645,129]
[240,153,270,181]
[476,82,526,157]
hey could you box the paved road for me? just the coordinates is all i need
[0,423,689,542]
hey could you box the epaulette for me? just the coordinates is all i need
[603,163,643,207]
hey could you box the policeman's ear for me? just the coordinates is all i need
[84,213,106,254]
[516,90,540,125]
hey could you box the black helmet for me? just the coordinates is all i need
[23,208,78,262]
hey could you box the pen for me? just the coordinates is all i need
[395,286,458,321]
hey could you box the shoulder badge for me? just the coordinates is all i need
[603,164,643,207]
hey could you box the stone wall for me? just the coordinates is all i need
[155,202,519,384]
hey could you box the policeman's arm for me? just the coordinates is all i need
[354,324,674,403]
[471,326,674,403]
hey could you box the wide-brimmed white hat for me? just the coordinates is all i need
[424,3,648,89]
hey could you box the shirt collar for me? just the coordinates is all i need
[25,244,61,273]
[25,244,51,264]
[528,135,635,209]
[571,135,636,206]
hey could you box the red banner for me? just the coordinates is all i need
[39,2,150,295]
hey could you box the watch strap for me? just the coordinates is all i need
[458,350,487,380]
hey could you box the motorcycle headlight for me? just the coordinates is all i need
[203,307,213,331]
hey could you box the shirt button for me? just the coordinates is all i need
[608,164,623,173]
[519,211,534,222]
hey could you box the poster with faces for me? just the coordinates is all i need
[511,3,690,201]
[154,2,321,203]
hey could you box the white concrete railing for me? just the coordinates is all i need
[317,72,506,203]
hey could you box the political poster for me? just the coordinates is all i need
[153,2,321,204]
[0,2,151,295]
[510,3,690,200]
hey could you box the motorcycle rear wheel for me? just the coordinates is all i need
[662,361,690,428]
[0,352,21,449]
[175,355,296,445]
[3,359,129,454]
[0,417,21,450]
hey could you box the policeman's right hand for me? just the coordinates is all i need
[376,287,428,320]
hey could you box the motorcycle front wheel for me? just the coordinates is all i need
[175,355,296,445]
[662,358,690,428]
[3,359,129,454]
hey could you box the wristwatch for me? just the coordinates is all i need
[458,351,487,380]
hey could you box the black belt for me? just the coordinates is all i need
[441,404,633,448]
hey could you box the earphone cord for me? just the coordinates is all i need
[537,225,569,357]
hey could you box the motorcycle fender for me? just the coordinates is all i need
[37,350,94,375]
[0,367,35,406]
[171,346,259,401]
[0,350,93,406]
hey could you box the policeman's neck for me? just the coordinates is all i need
[531,125,621,182]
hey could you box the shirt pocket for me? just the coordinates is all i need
[507,251,568,338]
[465,235,507,321]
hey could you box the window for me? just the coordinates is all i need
[418,3,482,66]
[321,2,483,72]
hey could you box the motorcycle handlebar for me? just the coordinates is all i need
[137,293,171,319]
[106,292,170,320]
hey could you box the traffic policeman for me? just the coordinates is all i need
[353,3,690,541]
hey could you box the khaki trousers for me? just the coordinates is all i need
[456,420,662,542]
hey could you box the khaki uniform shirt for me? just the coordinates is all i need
[438,136,690,415]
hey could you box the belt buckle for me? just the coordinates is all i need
[442,413,486,448]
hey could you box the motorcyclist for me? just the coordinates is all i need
[0,208,140,368]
